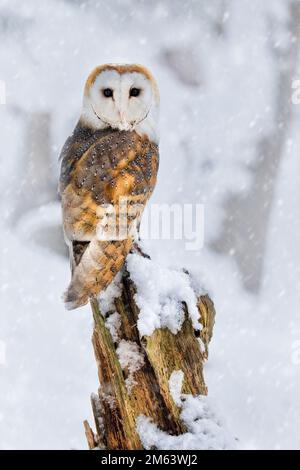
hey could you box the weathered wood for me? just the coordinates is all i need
[115,274,185,435]
[83,420,98,450]
[90,297,141,450]
[198,294,216,360]
[143,304,208,425]
[85,259,216,450]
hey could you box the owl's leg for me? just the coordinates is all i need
[128,219,139,242]
[129,215,150,257]
[136,221,142,241]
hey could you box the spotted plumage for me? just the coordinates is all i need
[59,64,160,309]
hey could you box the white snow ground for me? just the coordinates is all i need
[1,0,300,450]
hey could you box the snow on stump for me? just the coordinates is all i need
[84,251,230,450]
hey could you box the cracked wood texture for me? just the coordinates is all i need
[85,258,216,450]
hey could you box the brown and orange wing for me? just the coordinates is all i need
[59,126,159,309]
[60,127,158,242]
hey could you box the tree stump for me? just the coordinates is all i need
[84,252,216,450]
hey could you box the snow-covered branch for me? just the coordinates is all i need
[85,251,234,450]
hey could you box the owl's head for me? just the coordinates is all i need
[81,64,160,142]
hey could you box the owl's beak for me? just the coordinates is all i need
[118,111,131,131]
[119,111,125,121]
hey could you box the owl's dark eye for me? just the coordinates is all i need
[130,87,141,97]
[103,88,113,98]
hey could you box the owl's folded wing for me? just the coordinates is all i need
[59,129,159,309]
[60,129,159,244]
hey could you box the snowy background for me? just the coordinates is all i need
[1,0,300,449]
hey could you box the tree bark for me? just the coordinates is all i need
[85,256,216,450]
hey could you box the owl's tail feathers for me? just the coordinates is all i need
[64,238,133,310]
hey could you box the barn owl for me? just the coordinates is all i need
[59,64,160,310]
